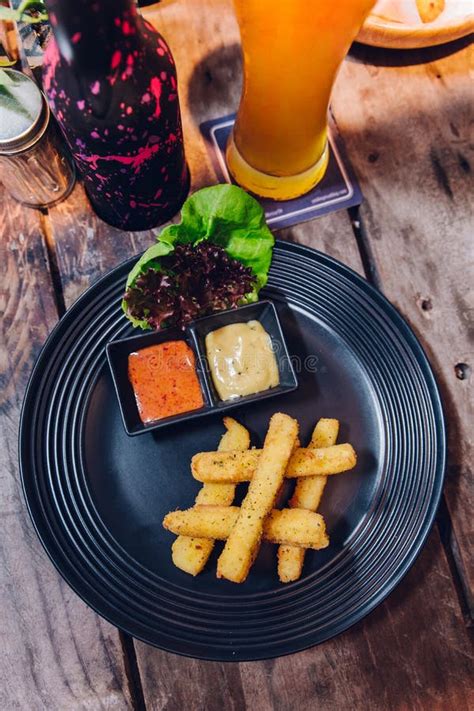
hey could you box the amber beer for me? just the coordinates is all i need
[227,0,375,200]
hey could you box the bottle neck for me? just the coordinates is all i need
[45,0,140,73]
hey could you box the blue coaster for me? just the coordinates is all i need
[200,113,363,230]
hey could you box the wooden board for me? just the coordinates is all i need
[237,531,474,711]
[129,536,474,711]
[0,186,134,710]
[332,41,474,618]
[43,180,156,307]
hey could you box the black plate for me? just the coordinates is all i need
[19,241,445,661]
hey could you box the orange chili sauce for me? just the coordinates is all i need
[128,341,204,423]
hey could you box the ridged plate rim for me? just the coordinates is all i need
[19,241,446,660]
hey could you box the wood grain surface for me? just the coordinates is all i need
[333,42,474,617]
[0,187,134,710]
[1,0,473,709]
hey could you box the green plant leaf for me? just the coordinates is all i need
[0,0,47,23]
[0,67,15,83]
[0,83,35,120]
[125,241,175,290]
[156,185,275,292]
[17,0,47,13]
[18,0,48,20]
[122,185,275,328]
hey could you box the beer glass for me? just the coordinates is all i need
[227,0,375,200]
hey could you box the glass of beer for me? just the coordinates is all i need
[226,0,375,200]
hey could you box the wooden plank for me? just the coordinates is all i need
[238,530,474,711]
[0,187,133,710]
[43,180,156,307]
[332,42,474,613]
[131,535,474,711]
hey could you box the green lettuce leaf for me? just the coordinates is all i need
[123,185,274,327]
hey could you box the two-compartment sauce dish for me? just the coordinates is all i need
[107,301,298,436]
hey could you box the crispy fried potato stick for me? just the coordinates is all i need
[171,417,250,576]
[291,419,341,509]
[191,443,356,483]
[278,418,339,583]
[217,413,299,583]
[164,506,329,550]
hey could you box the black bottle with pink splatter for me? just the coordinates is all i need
[42,0,189,230]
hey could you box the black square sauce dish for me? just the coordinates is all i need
[107,300,298,436]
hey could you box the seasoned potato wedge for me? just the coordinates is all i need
[219,416,251,452]
[171,417,250,576]
[217,413,299,582]
[191,443,356,483]
[290,419,340,510]
[278,418,339,583]
[164,506,329,550]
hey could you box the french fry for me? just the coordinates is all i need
[194,482,235,507]
[164,506,328,550]
[217,413,299,582]
[290,419,340,510]
[278,418,339,583]
[217,416,251,453]
[171,417,250,575]
[416,0,445,23]
[191,443,356,483]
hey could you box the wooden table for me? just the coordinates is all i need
[1,2,472,709]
